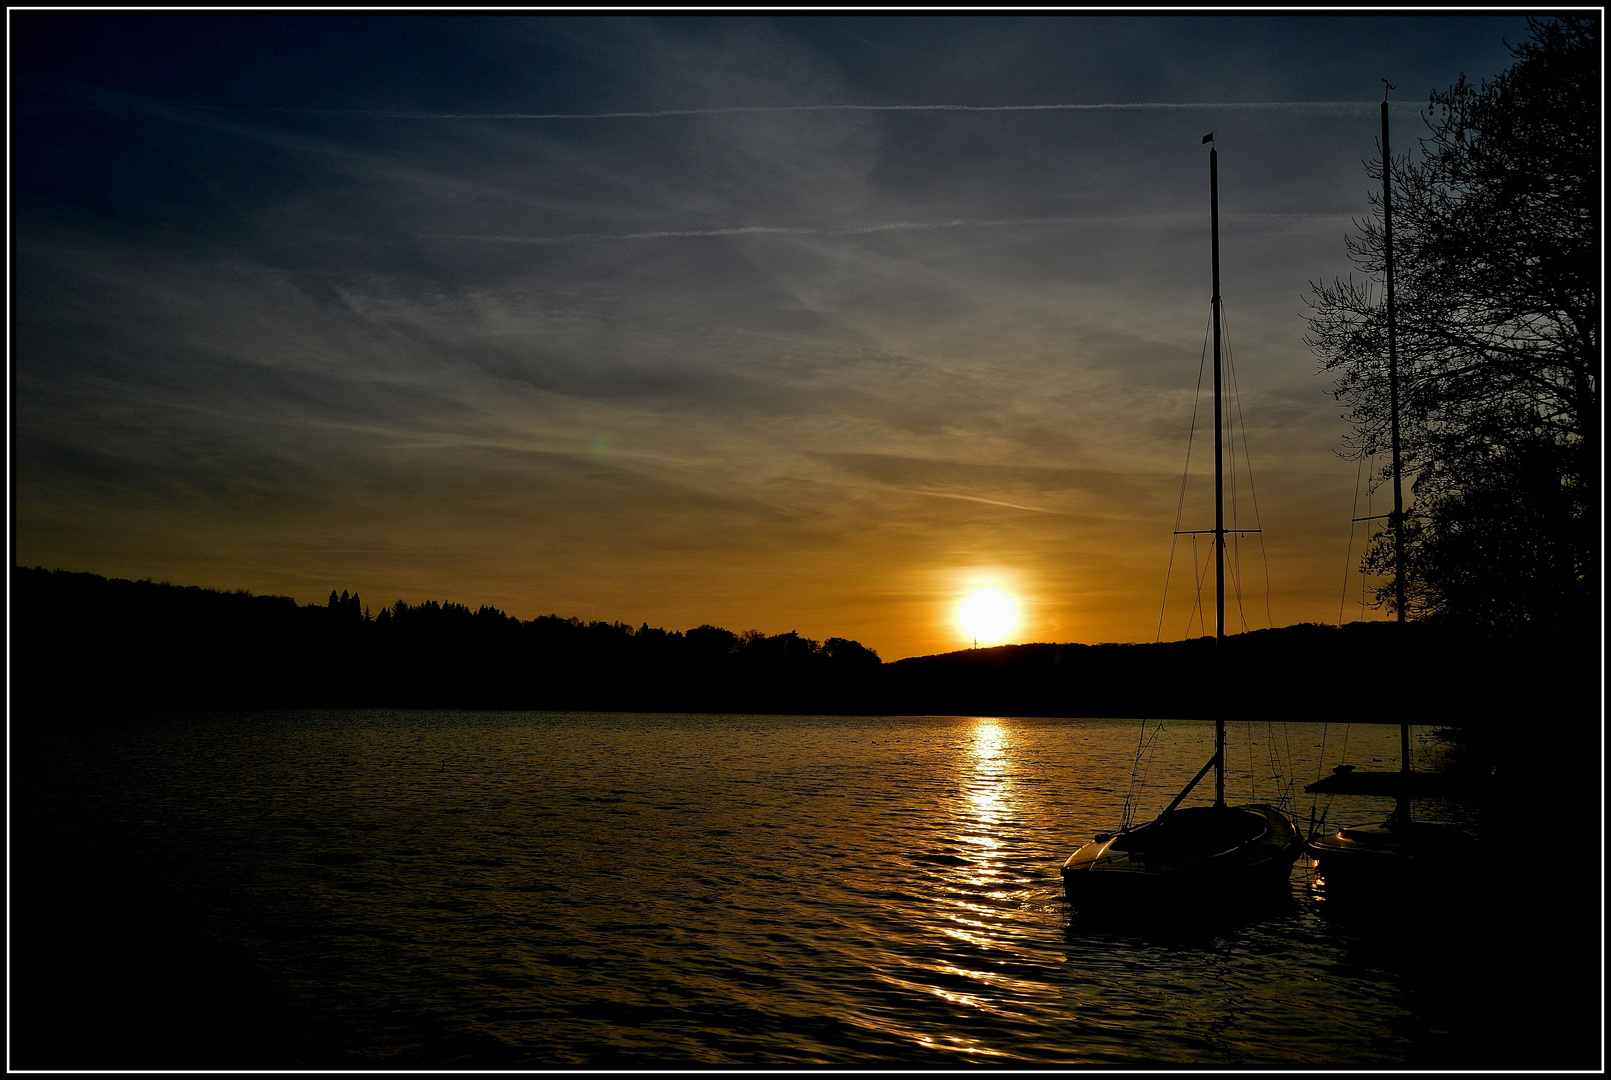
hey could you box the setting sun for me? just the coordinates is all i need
[957,588,1019,647]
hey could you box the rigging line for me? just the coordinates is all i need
[1122,718,1146,829]
[1192,538,1211,638]
[1276,717,1297,810]
[1195,533,1215,639]
[1187,535,1202,639]
[1287,723,1299,807]
[1156,541,1181,644]
[1124,717,1165,828]
[1221,308,1247,632]
[1221,302,1275,628]
[1250,717,1263,803]
[1234,535,1250,633]
[1267,720,1289,811]
[1190,534,1215,639]
[1256,519,1274,627]
[1124,719,1167,829]
[1245,717,1258,802]
[1266,718,1284,808]
[1320,716,1355,828]
[1339,451,1369,624]
[1157,308,1215,642]
[1137,720,1167,819]
[1233,534,1251,633]
[1311,719,1329,825]
[1265,726,1281,808]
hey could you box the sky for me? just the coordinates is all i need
[11,12,1544,661]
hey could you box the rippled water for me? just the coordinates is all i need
[12,710,1554,1067]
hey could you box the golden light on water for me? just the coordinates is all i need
[971,719,1006,760]
[861,715,1075,1042]
[962,719,1009,861]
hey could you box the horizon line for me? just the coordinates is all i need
[15,563,1403,659]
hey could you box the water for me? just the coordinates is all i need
[9,710,1576,1068]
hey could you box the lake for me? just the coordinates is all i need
[8,710,1592,1068]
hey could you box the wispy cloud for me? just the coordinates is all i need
[409,211,1355,247]
[216,100,1408,120]
[415,217,1119,245]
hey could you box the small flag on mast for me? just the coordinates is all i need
[1202,132,1214,144]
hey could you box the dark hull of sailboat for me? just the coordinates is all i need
[1061,804,1303,913]
[1306,819,1477,886]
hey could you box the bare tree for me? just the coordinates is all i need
[1306,15,1598,631]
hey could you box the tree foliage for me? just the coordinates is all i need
[1306,15,1598,632]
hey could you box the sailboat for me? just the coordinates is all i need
[1060,134,1304,914]
[1302,89,1478,884]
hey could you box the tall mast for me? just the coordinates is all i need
[1382,83,1412,823]
[1209,136,1226,810]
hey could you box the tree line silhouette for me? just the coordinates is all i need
[13,567,882,712]
[14,566,1592,725]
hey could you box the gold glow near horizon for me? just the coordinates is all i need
[956,587,1019,648]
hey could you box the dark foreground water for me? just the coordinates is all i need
[10,711,1599,1069]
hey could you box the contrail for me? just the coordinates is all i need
[420,218,1093,245]
[899,488,1074,516]
[244,100,1404,120]
[413,211,1350,247]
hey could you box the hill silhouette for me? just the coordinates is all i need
[11,566,1592,725]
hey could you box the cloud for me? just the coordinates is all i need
[407,209,1356,248]
[176,99,1405,120]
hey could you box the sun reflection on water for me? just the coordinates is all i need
[971,719,1005,759]
[850,717,1075,1057]
[947,719,1019,898]
[965,719,1008,841]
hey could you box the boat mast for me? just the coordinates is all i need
[1381,82,1412,824]
[1209,134,1226,810]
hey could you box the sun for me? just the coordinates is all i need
[957,587,1019,647]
